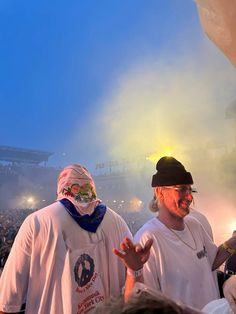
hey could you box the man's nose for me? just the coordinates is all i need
[185,191,193,201]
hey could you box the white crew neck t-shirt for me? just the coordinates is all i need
[134,216,220,310]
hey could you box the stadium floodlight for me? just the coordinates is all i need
[27,197,34,204]
[129,197,143,212]
[20,194,38,209]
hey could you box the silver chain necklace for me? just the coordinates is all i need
[166,222,197,251]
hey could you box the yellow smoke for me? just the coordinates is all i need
[98,50,236,176]
[146,150,173,164]
[94,47,236,243]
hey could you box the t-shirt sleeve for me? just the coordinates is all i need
[0,216,33,312]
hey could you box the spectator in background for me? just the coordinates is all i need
[0,164,132,314]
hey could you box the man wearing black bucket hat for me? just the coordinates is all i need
[114,156,236,311]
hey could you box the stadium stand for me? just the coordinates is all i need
[0,145,53,165]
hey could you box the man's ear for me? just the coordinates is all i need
[155,187,163,201]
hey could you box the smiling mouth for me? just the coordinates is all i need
[179,201,191,209]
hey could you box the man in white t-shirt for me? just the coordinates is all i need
[114,156,236,311]
[0,164,132,314]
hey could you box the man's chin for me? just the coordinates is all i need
[179,204,190,215]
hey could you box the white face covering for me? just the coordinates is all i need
[56,164,101,215]
[78,202,92,208]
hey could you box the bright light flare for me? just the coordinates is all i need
[129,197,143,212]
[27,197,34,204]
[20,194,38,209]
[229,222,236,235]
[146,149,173,164]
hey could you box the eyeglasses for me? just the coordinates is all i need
[163,186,197,195]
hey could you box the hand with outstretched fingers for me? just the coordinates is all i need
[223,275,236,314]
[113,237,153,271]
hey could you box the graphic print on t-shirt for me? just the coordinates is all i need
[71,243,106,314]
[74,254,95,287]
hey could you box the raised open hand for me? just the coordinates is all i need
[113,237,153,271]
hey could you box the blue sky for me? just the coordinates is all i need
[1,0,235,170]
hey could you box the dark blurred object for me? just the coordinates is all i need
[224,232,236,277]
[217,270,230,298]
[217,230,236,297]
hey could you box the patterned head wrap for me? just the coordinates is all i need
[57,164,100,215]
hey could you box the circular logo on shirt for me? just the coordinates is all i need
[74,253,95,287]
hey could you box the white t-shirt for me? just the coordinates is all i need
[0,202,132,314]
[189,208,214,241]
[134,216,220,310]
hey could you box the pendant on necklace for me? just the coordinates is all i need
[196,246,207,259]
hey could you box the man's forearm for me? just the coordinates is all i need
[212,237,236,270]
[124,273,144,302]
[212,246,231,270]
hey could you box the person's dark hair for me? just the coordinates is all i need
[95,291,186,314]
[122,292,184,314]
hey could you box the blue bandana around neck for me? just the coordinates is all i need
[59,198,106,233]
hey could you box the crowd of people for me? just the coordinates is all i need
[0,208,35,270]
[0,204,151,272]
